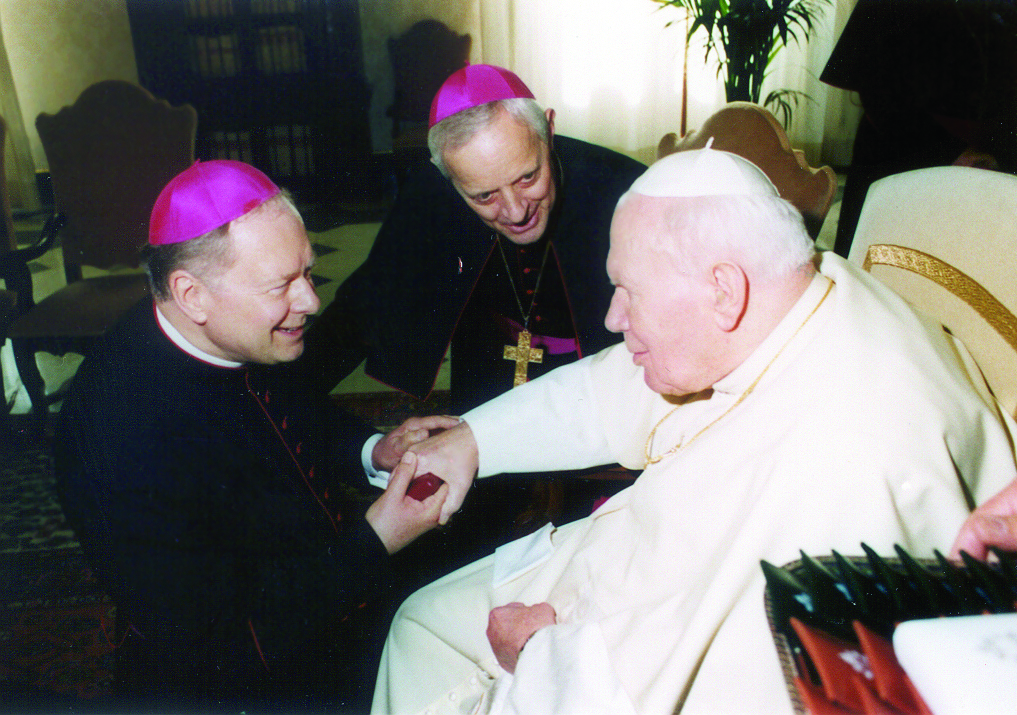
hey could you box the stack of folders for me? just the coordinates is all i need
[763,545,1017,715]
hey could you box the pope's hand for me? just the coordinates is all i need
[487,602,557,674]
[366,451,448,554]
[408,421,479,524]
[372,414,460,472]
[950,477,1017,560]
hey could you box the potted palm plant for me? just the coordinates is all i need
[650,0,829,127]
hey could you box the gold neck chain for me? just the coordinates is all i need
[497,236,552,331]
[644,278,834,467]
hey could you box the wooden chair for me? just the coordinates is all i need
[0,114,26,440]
[657,102,838,239]
[7,81,196,430]
[387,20,471,152]
[0,114,59,441]
[847,165,1017,422]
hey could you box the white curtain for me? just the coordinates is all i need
[476,0,862,167]
[0,17,39,212]
[0,17,38,413]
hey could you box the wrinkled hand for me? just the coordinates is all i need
[408,421,479,524]
[372,415,460,472]
[950,478,1017,560]
[366,451,448,554]
[487,602,557,674]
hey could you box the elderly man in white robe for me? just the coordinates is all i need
[373,147,1017,715]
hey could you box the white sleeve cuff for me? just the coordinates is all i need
[362,433,389,489]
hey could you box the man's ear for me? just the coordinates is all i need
[710,262,748,332]
[168,269,210,326]
[545,108,556,149]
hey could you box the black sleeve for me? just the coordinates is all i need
[296,285,373,394]
[55,379,393,673]
[297,162,451,395]
[300,160,486,398]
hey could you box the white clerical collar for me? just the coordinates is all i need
[712,271,833,396]
[155,304,244,369]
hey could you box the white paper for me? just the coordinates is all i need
[894,613,1017,715]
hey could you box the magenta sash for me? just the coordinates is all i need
[500,316,578,355]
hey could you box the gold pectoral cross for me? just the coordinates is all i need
[504,329,543,386]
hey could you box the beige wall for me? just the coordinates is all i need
[0,0,137,172]
[358,0,480,152]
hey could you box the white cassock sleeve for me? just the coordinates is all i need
[463,345,667,714]
[463,348,610,477]
[463,343,662,477]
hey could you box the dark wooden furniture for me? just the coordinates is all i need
[7,81,196,431]
[387,19,471,153]
[127,0,371,197]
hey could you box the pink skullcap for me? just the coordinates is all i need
[429,64,534,128]
[149,159,280,246]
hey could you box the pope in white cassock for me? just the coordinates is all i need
[372,147,1017,715]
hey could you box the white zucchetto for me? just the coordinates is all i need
[631,139,779,199]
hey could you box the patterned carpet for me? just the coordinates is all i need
[0,442,116,710]
[0,446,76,553]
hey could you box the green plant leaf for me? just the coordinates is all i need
[647,0,831,112]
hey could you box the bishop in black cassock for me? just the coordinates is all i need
[296,66,645,577]
[54,159,452,712]
[301,134,645,413]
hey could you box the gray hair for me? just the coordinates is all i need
[621,191,815,283]
[143,192,302,301]
[428,98,549,177]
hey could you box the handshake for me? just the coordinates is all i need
[405,423,471,499]
[366,416,480,554]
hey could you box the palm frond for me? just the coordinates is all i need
[646,0,830,124]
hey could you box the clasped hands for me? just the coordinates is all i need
[366,417,480,553]
[397,422,559,672]
[374,418,482,523]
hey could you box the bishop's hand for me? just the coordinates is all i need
[372,414,460,472]
[366,450,448,554]
[408,420,479,524]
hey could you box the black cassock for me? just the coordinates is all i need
[299,135,646,414]
[55,300,392,712]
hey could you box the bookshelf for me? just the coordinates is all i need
[126,0,372,196]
